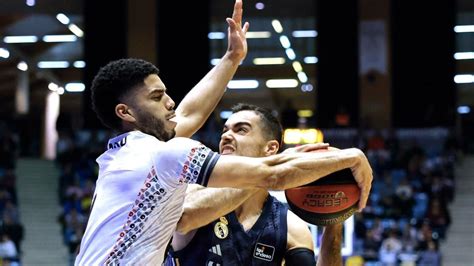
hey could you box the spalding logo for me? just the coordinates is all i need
[302,190,349,207]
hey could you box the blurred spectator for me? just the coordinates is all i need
[0,232,18,263]
[418,240,441,266]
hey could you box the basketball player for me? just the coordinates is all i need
[75,2,373,264]
[169,104,344,265]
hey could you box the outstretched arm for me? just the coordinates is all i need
[174,0,250,138]
[208,147,373,210]
[316,223,343,266]
[175,184,258,234]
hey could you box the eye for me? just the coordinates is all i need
[237,127,248,133]
[152,95,163,101]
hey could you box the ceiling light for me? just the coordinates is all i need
[297,72,308,83]
[48,82,59,91]
[43,35,78,42]
[454,25,474,33]
[26,0,35,6]
[73,61,86,68]
[17,61,28,71]
[208,32,225,39]
[292,61,303,72]
[0,48,9,59]
[65,83,85,92]
[292,30,318,38]
[285,48,296,60]
[279,35,291,49]
[255,2,265,10]
[266,79,298,88]
[272,20,283,33]
[3,36,38,43]
[246,31,271,39]
[454,74,474,84]
[253,57,285,65]
[68,24,84,37]
[304,56,318,64]
[227,80,259,89]
[457,106,471,114]
[56,13,70,25]
[454,52,474,60]
[38,61,69,68]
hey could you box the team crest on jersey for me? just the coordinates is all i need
[219,216,228,225]
[214,221,229,239]
[253,243,275,261]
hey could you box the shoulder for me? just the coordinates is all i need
[286,210,314,251]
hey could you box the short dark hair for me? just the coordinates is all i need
[231,103,283,149]
[91,58,159,130]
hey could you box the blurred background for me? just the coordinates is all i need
[0,0,473,265]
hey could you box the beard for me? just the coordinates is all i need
[134,109,176,141]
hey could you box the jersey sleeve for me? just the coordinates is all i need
[154,137,220,187]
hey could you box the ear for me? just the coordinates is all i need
[115,103,136,123]
[264,140,280,156]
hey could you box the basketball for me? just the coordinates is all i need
[285,150,360,226]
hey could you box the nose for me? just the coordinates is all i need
[166,95,175,110]
[220,130,234,142]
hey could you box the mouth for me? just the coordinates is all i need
[167,112,177,122]
[220,145,235,155]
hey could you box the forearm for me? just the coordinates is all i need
[316,224,343,266]
[175,53,240,136]
[176,184,258,234]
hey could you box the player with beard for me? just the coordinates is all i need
[75,1,373,264]
[169,104,344,266]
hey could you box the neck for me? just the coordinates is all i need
[234,189,269,229]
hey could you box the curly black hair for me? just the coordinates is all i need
[230,103,283,149]
[90,58,159,130]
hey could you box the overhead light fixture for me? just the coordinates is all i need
[454,74,474,84]
[43,35,78,42]
[3,36,38,43]
[266,79,298,88]
[208,32,225,39]
[301,84,314,92]
[457,106,471,114]
[65,82,85,92]
[0,48,9,58]
[26,0,35,6]
[73,61,86,68]
[292,61,303,72]
[38,61,69,68]
[17,61,28,71]
[292,30,318,38]
[272,20,283,33]
[246,31,271,39]
[57,87,65,95]
[253,57,285,65]
[220,110,233,119]
[210,58,221,65]
[304,56,318,64]
[454,25,474,33]
[227,80,259,89]
[454,52,474,60]
[68,24,84,37]
[285,48,296,60]
[48,82,59,92]
[279,35,291,49]
[56,13,70,25]
[297,110,314,118]
[255,2,265,10]
[297,72,308,83]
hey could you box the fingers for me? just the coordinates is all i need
[232,0,243,26]
[243,22,250,34]
[226,17,237,32]
[357,180,371,211]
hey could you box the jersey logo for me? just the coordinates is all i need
[208,244,222,256]
[108,136,127,150]
[214,221,229,239]
[206,260,221,266]
[253,243,275,262]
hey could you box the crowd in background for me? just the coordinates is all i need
[53,112,461,265]
[0,123,24,265]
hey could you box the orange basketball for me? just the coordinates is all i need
[285,149,360,226]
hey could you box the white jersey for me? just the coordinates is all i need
[75,131,219,265]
